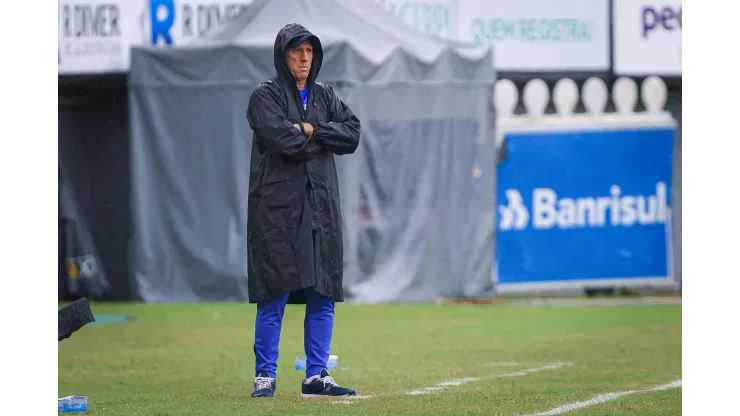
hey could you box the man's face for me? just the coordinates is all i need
[285,39,313,82]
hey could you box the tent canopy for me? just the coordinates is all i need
[128,0,498,304]
[130,0,493,85]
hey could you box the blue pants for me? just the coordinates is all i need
[254,287,335,379]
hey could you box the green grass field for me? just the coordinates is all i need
[58,301,681,415]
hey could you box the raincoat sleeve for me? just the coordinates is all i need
[312,85,361,155]
[247,84,323,160]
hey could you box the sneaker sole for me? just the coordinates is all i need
[301,393,356,398]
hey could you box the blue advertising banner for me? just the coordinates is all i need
[495,128,674,287]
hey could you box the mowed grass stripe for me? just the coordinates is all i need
[59,302,681,415]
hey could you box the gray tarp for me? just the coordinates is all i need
[128,0,496,303]
[59,163,112,298]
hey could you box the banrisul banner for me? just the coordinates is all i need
[458,0,610,71]
[613,0,682,75]
[495,128,674,289]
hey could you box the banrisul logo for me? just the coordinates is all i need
[499,182,668,231]
[498,189,529,230]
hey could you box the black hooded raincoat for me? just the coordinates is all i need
[246,24,361,304]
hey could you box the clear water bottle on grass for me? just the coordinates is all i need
[295,355,338,370]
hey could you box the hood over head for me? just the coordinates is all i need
[274,23,323,85]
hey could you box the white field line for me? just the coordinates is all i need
[333,362,571,405]
[407,377,480,396]
[520,379,682,416]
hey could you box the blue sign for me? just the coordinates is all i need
[150,0,176,46]
[147,0,251,46]
[496,128,674,285]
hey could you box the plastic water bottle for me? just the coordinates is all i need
[327,355,338,370]
[295,356,307,370]
[295,355,338,370]
[58,395,88,413]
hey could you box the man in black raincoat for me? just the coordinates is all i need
[245,23,360,398]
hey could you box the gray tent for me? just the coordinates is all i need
[128,0,497,303]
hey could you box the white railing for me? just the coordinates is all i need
[493,76,675,128]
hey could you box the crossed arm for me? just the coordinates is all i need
[309,84,361,155]
[247,84,361,159]
[247,85,324,160]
